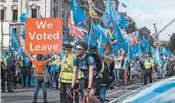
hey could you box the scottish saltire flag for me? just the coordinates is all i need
[11,28,20,49]
[68,18,87,39]
[124,31,139,45]
[101,0,119,28]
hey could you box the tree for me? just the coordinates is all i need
[139,26,151,38]
[169,33,175,52]
[139,26,154,45]
[126,18,137,34]
[161,41,170,50]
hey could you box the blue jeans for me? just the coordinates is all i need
[114,69,122,86]
[158,66,163,79]
[34,76,47,100]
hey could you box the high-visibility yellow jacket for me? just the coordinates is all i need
[144,58,154,70]
[2,55,8,67]
[59,53,83,83]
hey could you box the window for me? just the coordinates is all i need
[0,10,4,21]
[12,0,18,2]
[13,28,17,34]
[31,9,37,18]
[1,0,6,2]
[54,11,57,18]
[54,0,57,3]
[12,10,18,21]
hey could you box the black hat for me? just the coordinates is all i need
[76,41,88,50]
[63,43,73,50]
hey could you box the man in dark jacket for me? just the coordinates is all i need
[1,51,13,93]
[166,54,175,77]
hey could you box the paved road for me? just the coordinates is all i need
[1,75,160,103]
[1,81,147,103]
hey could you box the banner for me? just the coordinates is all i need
[25,18,63,54]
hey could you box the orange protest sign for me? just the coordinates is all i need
[25,18,63,54]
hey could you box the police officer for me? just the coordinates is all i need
[144,53,154,85]
[1,51,13,93]
[58,43,82,103]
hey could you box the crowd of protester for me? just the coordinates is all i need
[1,42,175,103]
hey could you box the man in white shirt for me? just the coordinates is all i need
[113,50,124,86]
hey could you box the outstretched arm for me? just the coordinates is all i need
[25,50,33,60]
[49,55,55,61]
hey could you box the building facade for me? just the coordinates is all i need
[0,0,63,50]
[0,0,118,50]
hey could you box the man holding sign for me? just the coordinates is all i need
[25,18,63,103]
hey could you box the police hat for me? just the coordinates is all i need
[63,43,73,50]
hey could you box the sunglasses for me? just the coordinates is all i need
[76,48,83,51]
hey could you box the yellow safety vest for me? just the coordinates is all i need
[59,54,84,83]
[144,58,154,69]
[2,55,8,67]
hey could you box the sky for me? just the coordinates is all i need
[118,0,175,41]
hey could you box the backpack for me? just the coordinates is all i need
[101,62,112,85]
[86,53,104,76]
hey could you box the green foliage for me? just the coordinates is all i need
[139,26,154,45]
[126,18,137,34]
[169,33,175,52]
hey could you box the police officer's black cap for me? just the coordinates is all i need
[63,43,73,50]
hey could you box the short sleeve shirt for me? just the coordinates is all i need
[73,55,96,79]
[32,59,49,76]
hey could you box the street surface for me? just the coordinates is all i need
[1,80,154,103]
